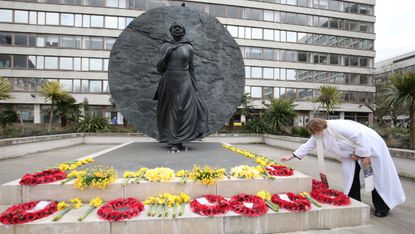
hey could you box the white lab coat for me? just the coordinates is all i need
[293,119,406,209]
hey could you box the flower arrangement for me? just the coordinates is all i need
[0,200,58,224]
[73,166,117,190]
[57,157,94,172]
[265,165,294,176]
[310,188,350,206]
[188,165,226,186]
[60,170,86,185]
[229,193,268,217]
[52,198,83,221]
[143,167,175,182]
[300,192,321,207]
[230,165,262,179]
[97,198,144,222]
[190,194,231,216]
[256,191,279,212]
[175,169,190,184]
[123,167,149,185]
[78,197,103,221]
[271,193,311,212]
[144,192,190,218]
[19,169,67,186]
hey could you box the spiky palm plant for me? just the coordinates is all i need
[314,85,342,119]
[39,81,67,132]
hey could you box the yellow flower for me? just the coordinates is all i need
[89,197,103,208]
[231,165,261,179]
[85,157,94,163]
[58,164,69,171]
[256,191,271,200]
[57,201,68,210]
[175,170,188,177]
[123,171,136,178]
[144,167,175,182]
[70,198,83,209]
[179,192,190,204]
[73,167,117,190]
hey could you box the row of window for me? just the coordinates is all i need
[0,9,134,29]
[5,77,109,93]
[13,0,374,16]
[245,85,373,103]
[185,2,374,33]
[241,46,373,67]
[245,66,372,85]
[0,54,109,71]
[252,0,373,15]
[0,32,116,50]
[0,4,373,33]
[226,25,374,50]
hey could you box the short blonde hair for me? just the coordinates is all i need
[306,118,327,135]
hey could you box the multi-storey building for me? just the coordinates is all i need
[375,50,415,79]
[0,0,375,126]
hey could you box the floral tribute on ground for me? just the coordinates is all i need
[0,200,58,224]
[265,165,294,176]
[74,166,117,190]
[230,193,268,217]
[97,198,145,222]
[310,179,350,206]
[53,198,83,222]
[19,169,67,186]
[144,192,190,218]
[271,192,311,212]
[190,194,231,216]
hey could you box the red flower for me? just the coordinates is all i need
[229,193,268,217]
[190,194,231,216]
[19,169,67,186]
[0,201,58,225]
[97,198,144,222]
[271,193,311,212]
[266,165,294,176]
[310,188,350,206]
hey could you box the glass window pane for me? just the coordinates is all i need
[0,55,12,68]
[15,33,28,46]
[245,27,251,39]
[74,57,81,70]
[263,87,273,99]
[91,15,104,27]
[0,32,12,45]
[75,14,82,27]
[90,37,103,49]
[263,68,273,79]
[227,25,238,38]
[286,69,296,80]
[60,79,72,92]
[330,54,339,65]
[59,57,73,70]
[61,13,74,26]
[118,17,125,29]
[238,26,245,38]
[36,56,44,69]
[44,57,58,69]
[246,8,262,21]
[74,36,81,48]
[251,67,262,78]
[263,49,274,60]
[319,17,329,27]
[245,86,251,95]
[106,0,118,7]
[28,56,36,68]
[252,28,262,40]
[81,80,88,93]
[251,87,262,98]
[89,80,102,93]
[263,29,273,40]
[89,58,102,70]
[45,35,58,48]
[274,87,280,98]
[274,30,280,41]
[14,55,27,68]
[105,38,116,50]
[103,80,109,93]
[274,68,280,80]
[38,12,45,25]
[287,31,296,42]
[264,10,273,21]
[105,16,118,28]
[15,10,29,24]
[0,9,13,22]
[61,35,74,48]
[73,79,81,92]
[245,66,251,78]
[46,12,59,25]
[83,15,90,27]
[82,58,89,71]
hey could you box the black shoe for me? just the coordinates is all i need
[374,210,389,217]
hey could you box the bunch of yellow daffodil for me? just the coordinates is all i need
[144,192,190,218]
[256,190,279,212]
[53,197,83,222]
[57,157,94,172]
[175,170,190,184]
[122,167,149,185]
[78,197,103,221]
[188,165,226,186]
[230,165,262,179]
[74,166,117,190]
[143,167,175,182]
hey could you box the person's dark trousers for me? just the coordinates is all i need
[348,161,389,213]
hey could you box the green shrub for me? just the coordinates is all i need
[291,126,310,138]
[77,115,111,132]
[243,118,272,134]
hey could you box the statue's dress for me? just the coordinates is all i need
[154,40,208,144]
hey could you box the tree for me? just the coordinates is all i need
[56,94,79,128]
[0,104,18,134]
[236,93,254,124]
[0,77,12,101]
[388,72,415,149]
[313,85,342,119]
[264,98,297,134]
[39,81,67,132]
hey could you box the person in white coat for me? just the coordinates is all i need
[281,118,406,217]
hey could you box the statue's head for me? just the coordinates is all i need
[169,21,186,40]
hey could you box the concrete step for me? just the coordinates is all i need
[0,199,369,234]
[1,171,311,205]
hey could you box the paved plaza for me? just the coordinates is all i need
[0,142,413,233]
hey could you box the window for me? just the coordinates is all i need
[60,79,72,91]
[105,16,118,28]
[73,79,81,92]
[44,57,58,69]
[286,69,296,80]
[29,11,37,24]
[251,67,262,78]
[36,56,44,69]
[245,66,251,78]
[252,28,262,40]
[103,80,109,93]
[297,14,307,25]
[89,80,102,93]
[28,56,36,68]
[89,58,103,70]
[285,51,296,62]
[14,55,27,68]
[91,15,104,27]
[245,27,251,39]
[274,68,280,80]
[0,9,13,22]
[45,35,58,48]
[350,56,358,66]
[319,17,329,27]
[359,58,368,67]
[61,35,74,48]
[15,33,28,46]
[118,17,126,29]
[264,11,274,21]
[83,15,90,27]
[106,0,119,7]
[238,26,245,38]
[75,14,82,27]
[38,12,45,25]
[298,51,308,62]
[251,87,262,98]
[104,38,116,50]
[74,57,81,70]
[90,37,103,49]
[245,9,262,21]
[297,33,307,43]
[263,87,273,99]
[81,80,88,93]
[227,26,238,37]
[263,68,273,79]
[81,58,89,71]
[46,12,59,25]
[59,57,73,70]
[285,13,296,24]
[263,29,273,40]
[287,31,296,42]
[15,10,29,24]
[28,34,36,46]
[330,54,340,65]
[263,49,274,60]
[61,13,74,26]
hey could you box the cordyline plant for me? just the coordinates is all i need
[314,85,342,119]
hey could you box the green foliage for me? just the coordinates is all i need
[313,85,342,119]
[0,77,12,101]
[291,126,310,138]
[263,98,297,134]
[77,115,111,132]
[243,118,272,134]
[56,94,79,127]
[237,93,254,118]
[0,104,18,130]
[38,81,68,132]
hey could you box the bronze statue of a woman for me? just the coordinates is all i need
[154,21,209,152]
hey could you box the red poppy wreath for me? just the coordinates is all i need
[265,165,294,176]
[190,194,231,216]
[0,200,58,225]
[229,193,268,217]
[97,198,145,222]
[19,169,67,186]
[310,188,350,206]
[271,193,311,212]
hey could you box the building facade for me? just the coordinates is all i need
[0,0,375,126]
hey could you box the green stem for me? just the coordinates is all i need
[78,206,95,221]
[179,176,187,184]
[164,204,169,217]
[265,200,279,212]
[60,176,75,185]
[132,173,144,184]
[304,194,321,207]
[122,178,131,186]
[147,204,154,216]
[172,203,178,218]
[52,207,71,222]
[178,203,186,216]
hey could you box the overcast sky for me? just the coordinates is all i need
[375,0,415,62]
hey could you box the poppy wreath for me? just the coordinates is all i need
[190,194,231,216]
[271,192,311,212]
[19,169,67,186]
[265,165,294,176]
[310,188,350,206]
[0,200,58,225]
[312,179,329,190]
[97,198,145,222]
[229,193,268,217]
